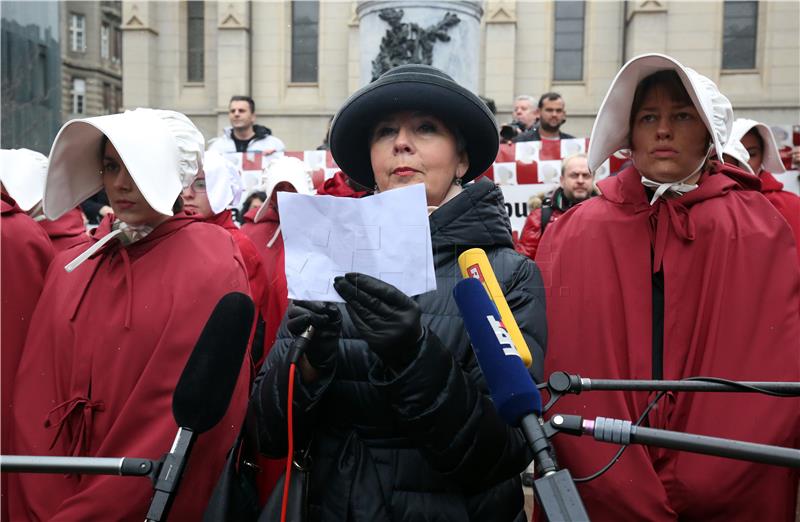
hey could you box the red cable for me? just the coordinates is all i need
[280,362,297,522]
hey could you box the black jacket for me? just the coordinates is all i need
[253,180,547,521]
[512,127,575,142]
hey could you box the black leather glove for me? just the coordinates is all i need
[333,272,422,371]
[286,300,342,370]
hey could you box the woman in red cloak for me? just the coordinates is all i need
[538,54,800,521]
[8,109,252,521]
[724,118,800,263]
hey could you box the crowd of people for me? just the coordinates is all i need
[1,52,799,522]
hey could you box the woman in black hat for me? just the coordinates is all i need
[253,65,546,521]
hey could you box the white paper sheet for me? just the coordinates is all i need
[278,183,436,302]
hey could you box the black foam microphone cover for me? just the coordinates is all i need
[172,292,254,433]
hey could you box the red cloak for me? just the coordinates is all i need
[316,171,370,198]
[204,210,270,370]
[537,163,800,521]
[8,214,252,521]
[1,192,54,521]
[38,207,90,253]
[759,169,800,263]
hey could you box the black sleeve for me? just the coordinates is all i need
[80,190,109,224]
[368,328,533,494]
[251,318,338,458]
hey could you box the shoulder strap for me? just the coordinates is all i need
[541,203,554,233]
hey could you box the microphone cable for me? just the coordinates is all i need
[569,374,798,482]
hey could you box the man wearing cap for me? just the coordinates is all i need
[209,95,286,158]
[516,153,595,260]
[538,55,799,520]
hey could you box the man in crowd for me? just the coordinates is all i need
[515,92,574,142]
[209,95,286,156]
[510,95,539,137]
[516,153,595,260]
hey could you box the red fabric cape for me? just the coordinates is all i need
[759,170,800,263]
[316,171,370,198]
[1,192,54,521]
[8,213,252,521]
[38,207,91,253]
[538,163,800,521]
[204,210,269,336]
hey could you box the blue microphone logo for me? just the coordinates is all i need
[486,315,521,358]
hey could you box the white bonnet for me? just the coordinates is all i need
[588,53,733,173]
[254,156,315,223]
[202,149,244,215]
[728,118,786,174]
[0,148,48,211]
[721,139,754,175]
[44,108,205,220]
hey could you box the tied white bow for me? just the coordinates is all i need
[64,221,154,272]
[640,174,698,205]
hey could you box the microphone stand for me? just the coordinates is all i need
[0,455,155,476]
[548,414,800,468]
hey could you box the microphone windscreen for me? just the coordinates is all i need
[453,278,542,425]
[172,292,254,433]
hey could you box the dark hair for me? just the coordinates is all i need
[99,134,109,160]
[629,70,693,131]
[479,95,497,115]
[538,92,563,109]
[242,191,267,213]
[229,95,255,113]
[744,128,764,151]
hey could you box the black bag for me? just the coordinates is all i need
[257,445,312,522]
[202,433,262,522]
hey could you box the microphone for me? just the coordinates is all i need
[453,278,588,520]
[457,248,533,367]
[146,291,254,522]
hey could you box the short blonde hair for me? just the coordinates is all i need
[560,153,590,178]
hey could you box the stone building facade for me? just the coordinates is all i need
[121,0,799,151]
[61,1,123,121]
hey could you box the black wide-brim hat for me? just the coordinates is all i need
[329,64,499,188]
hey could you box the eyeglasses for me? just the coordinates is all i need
[187,178,207,193]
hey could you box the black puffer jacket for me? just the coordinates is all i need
[254,180,547,521]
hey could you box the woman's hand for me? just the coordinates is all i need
[333,272,422,371]
[287,301,341,378]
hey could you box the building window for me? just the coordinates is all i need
[291,1,319,83]
[113,26,122,63]
[101,24,110,59]
[115,86,123,112]
[73,78,86,114]
[103,82,112,114]
[70,13,86,52]
[722,1,757,69]
[187,1,204,82]
[553,1,585,81]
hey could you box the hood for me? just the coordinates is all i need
[225,124,272,139]
[430,179,514,249]
[317,171,370,198]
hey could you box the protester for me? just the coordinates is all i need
[516,153,596,260]
[182,149,270,366]
[728,118,800,261]
[242,156,316,351]
[538,54,800,521]
[0,155,55,522]
[8,109,252,521]
[514,92,574,142]
[253,64,546,521]
[0,148,89,252]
